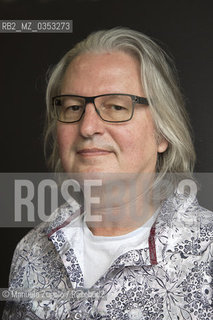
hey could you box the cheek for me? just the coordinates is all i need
[114,122,157,154]
[57,125,77,156]
[110,116,158,171]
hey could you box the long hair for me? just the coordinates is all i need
[44,27,196,189]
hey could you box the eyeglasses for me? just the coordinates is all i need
[52,93,149,123]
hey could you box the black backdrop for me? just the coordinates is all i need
[1,0,213,316]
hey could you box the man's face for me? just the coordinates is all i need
[57,51,168,174]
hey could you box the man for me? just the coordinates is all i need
[3,27,212,319]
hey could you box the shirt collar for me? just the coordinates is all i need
[45,192,201,268]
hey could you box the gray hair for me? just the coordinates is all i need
[44,27,196,188]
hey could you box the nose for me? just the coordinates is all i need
[79,103,105,138]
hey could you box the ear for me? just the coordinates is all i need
[157,136,168,153]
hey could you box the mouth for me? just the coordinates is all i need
[77,148,113,157]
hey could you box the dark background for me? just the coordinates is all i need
[1,0,213,316]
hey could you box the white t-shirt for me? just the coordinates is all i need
[82,209,159,288]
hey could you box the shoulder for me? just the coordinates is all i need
[162,191,213,230]
[14,199,81,250]
[9,201,81,281]
[8,220,51,284]
[156,193,213,255]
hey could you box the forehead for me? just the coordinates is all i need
[61,51,144,96]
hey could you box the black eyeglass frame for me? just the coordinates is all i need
[52,93,149,123]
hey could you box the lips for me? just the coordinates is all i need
[77,148,113,156]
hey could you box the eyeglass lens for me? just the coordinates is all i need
[54,95,133,122]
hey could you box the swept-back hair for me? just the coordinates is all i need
[44,27,196,187]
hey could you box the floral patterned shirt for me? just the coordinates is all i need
[3,193,213,320]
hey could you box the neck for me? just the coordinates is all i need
[86,202,156,236]
[82,173,158,236]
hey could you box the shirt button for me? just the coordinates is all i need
[128,308,143,320]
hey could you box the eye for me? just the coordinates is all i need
[65,105,83,112]
[69,105,80,111]
[111,105,127,111]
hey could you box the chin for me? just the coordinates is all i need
[68,166,122,180]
